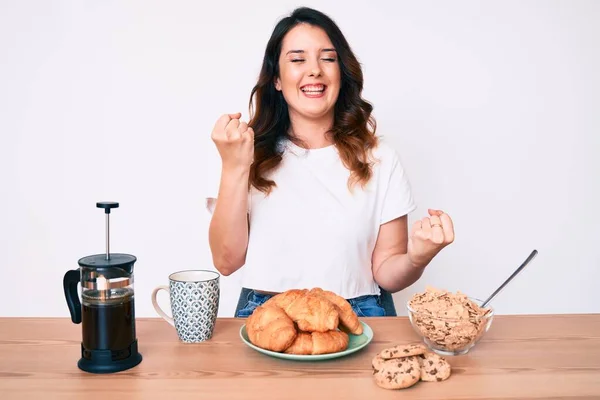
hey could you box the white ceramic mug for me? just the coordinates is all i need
[151,270,220,343]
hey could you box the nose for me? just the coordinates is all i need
[307,59,322,77]
[308,68,321,77]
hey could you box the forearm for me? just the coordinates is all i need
[208,166,250,276]
[373,253,429,293]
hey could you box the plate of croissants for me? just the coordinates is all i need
[240,288,374,360]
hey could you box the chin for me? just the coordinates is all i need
[297,106,334,120]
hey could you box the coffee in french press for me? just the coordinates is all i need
[63,202,142,373]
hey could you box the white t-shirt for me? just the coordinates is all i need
[206,138,416,299]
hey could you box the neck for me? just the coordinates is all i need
[288,111,334,149]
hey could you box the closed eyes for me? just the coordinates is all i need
[291,58,337,63]
[287,48,337,63]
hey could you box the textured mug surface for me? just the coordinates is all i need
[168,270,220,343]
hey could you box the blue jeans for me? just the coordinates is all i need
[235,289,387,318]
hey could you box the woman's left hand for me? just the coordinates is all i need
[408,209,455,268]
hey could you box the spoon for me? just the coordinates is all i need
[481,249,538,308]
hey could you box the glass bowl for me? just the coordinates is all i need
[406,297,494,356]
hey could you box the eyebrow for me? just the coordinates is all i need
[286,48,337,55]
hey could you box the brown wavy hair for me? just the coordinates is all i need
[248,7,378,194]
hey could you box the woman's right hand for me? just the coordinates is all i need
[211,112,254,171]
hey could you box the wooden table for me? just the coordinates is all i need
[1,315,599,399]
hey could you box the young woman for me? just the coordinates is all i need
[207,7,455,318]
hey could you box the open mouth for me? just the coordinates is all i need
[300,84,327,98]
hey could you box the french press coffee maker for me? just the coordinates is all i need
[63,202,142,373]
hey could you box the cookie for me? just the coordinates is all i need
[373,356,421,390]
[417,351,452,382]
[379,343,427,359]
[371,353,385,372]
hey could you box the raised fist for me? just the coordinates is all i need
[211,112,254,171]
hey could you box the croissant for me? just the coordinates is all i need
[284,330,349,355]
[309,288,363,335]
[244,288,363,356]
[283,332,312,354]
[284,292,339,332]
[263,289,307,310]
[246,305,297,352]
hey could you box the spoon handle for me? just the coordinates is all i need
[481,249,538,308]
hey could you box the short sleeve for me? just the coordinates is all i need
[380,152,417,224]
[205,197,217,215]
[204,166,252,216]
[204,148,222,215]
[205,180,219,215]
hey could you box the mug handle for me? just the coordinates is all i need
[151,285,175,326]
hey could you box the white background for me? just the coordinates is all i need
[1,0,598,319]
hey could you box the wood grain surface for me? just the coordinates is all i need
[1,315,599,399]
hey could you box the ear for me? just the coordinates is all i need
[274,76,282,91]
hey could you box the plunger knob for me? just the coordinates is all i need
[96,202,119,213]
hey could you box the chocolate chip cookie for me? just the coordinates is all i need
[417,351,452,382]
[379,343,428,359]
[371,353,385,372]
[373,356,421,390]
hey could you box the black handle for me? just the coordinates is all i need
[63,269,82,324]
[96,202,119,214]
